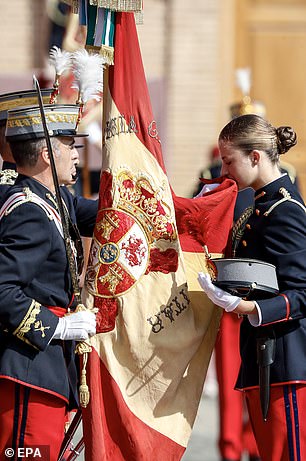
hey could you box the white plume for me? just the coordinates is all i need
[71,49,105,104]
[235,68,251,96]
[49,46,72,76]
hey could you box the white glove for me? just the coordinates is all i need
[53,310,96,341]
[198,272,241,312]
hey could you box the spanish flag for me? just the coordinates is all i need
[81,11,237,460]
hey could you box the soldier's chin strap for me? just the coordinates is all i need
[33,76,92,413]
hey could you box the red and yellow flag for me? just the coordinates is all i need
[81,11,237,461]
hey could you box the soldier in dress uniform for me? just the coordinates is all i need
[198,95,300,461]
[0,89,53,201]
[195,97,264,461]
[198,114,306,461]
[0,104,98,461]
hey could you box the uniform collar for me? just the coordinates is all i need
[2,161,16,171]
[14,174,57,204]
[254,173,292,203]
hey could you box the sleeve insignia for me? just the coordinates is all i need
[33,320,51,337]
[13,300,45,347]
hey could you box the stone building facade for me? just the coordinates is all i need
[0,0,232,197]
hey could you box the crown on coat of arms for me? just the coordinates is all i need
[114,169,177,243]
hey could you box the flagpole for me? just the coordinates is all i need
[101,64,109,153]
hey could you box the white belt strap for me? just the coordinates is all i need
[0,187,64,238]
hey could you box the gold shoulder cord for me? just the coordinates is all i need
[264,188,306,217]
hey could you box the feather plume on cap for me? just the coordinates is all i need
[49,46,72,103]
[71,49,105,104]
[235,67,251,96]
[71,49,105,126]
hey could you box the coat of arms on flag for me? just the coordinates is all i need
[75,6,238,461]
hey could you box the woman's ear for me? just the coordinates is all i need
[251,150,260,166]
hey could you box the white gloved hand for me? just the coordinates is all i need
[53,310,96,341]
[198,272,241,312]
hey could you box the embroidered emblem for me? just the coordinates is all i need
[148,120,161,143]
[99,242,120,264]
[86,208,149,297]
[13,300,41,347]
[33,320,51,338]
[0,169,17,185]
[231,206,254,257]
[121,235,146,266]
[114,169,177,242]
[96,211,120,239]
[85,168,179,298]
[279,187,291,199]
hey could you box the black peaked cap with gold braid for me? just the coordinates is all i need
[0,88,53,126]
[5,104,88,142]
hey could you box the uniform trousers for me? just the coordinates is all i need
[246,384,306,461]
[215,313,259,460]
[0,378,67,461]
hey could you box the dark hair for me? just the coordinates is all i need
[9,137,61,168]
[218,114,297,164]
[0,124,6,153]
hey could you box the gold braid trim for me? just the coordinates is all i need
[231,206,254,257]
[13,300,41,349]
[264,188,306,216]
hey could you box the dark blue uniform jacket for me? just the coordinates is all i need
[235,174,306,390]
[0,175,98,407]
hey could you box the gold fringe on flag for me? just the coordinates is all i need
[89,0,143,12]
[86,45,114,66]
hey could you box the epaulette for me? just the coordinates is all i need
[264,187,306,217]
[0,187,64,237]
[0,169,18,185]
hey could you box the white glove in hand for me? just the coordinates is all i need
[198,272,241,312]
[53,310,96,341]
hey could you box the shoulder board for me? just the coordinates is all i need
[264,187,306,216]
[0,187,63,237]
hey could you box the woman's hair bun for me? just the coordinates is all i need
[276,126,297,154]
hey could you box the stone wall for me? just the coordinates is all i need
[0,0,225,196]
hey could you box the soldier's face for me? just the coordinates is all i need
[219,140,256,190]
[54,137,79,186]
